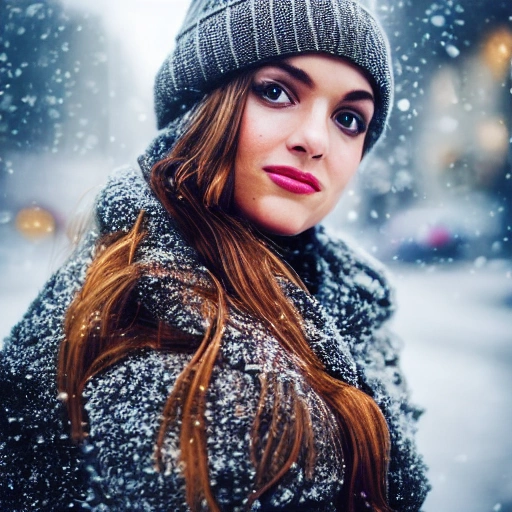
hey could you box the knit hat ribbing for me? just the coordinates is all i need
[154,0,393,152]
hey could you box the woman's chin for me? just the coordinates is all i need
[235,199,320,237]
[253,220,312,237]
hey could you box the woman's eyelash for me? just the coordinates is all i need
[334,111,367,135]
[252,81,294,104]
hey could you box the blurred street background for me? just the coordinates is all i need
[1,0,512,510]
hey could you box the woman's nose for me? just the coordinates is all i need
[287,106,329,160]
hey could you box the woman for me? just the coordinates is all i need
[0,0,429,511]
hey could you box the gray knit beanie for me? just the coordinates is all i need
[154,0,393,152]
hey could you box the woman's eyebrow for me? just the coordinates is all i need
[343,90,375,103]
[269,61,314,87]
[264,62,375,104]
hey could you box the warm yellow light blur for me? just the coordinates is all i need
[477,118,509,155]
[430,68,459,108]
[15,206,56,240]
[482,27,512,79]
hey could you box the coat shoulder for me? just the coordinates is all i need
[313,226,395,332]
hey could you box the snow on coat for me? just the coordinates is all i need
[0,163,429,511]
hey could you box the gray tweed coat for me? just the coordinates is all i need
[0,154,429,510]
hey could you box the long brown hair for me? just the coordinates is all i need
[58,67,392,512]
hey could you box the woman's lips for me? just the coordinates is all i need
[263,166,321,195]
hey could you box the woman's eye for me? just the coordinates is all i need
[253,82,292,105]
[334,111,366,136]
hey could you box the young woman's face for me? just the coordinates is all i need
[233,54,375,236]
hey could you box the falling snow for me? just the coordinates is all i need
[1,0,512,510]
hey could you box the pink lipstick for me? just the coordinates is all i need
[263,166,321,195]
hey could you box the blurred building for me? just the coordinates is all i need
[0,0,153,247]
[352,0,512,263]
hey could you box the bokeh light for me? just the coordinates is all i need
[15,206,56,240]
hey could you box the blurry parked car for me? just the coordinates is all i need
[378,197,502,263]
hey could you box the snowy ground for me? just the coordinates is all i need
[1,232,511,511]
[389,261,512,512]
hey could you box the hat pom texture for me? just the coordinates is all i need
[154,0,393,151]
